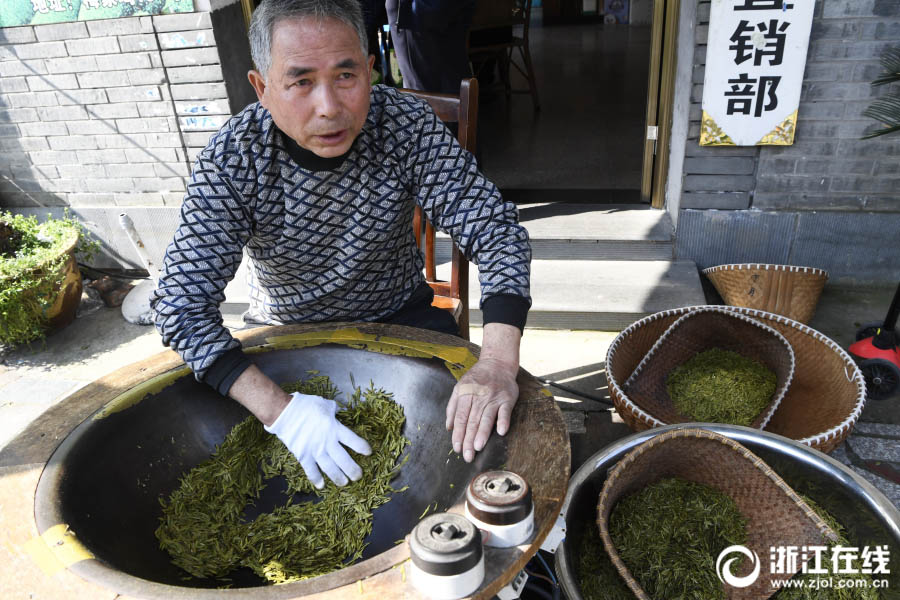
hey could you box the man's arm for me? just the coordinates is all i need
[403,99,531,461]
[151,153,251,383]
[445,322,521,461]
[229,363,371,488]
[403,97,532,462]
[227,364,291,426]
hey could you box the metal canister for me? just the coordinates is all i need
[465,470,534,548]
[409,512,484,599]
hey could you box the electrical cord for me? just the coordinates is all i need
[525,569,555,587]
[535,552,559,588]
[537,377,614,406]
[521,551,560,600]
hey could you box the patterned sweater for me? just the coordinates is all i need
[151,85,531,388]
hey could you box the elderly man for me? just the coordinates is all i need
[151,0,531,491]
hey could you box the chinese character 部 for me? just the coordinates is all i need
[725,73,781,116]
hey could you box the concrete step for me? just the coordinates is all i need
[222,204,697,331]
[224,258,705,331]
[436,203,674,261]
[437,259,706,331]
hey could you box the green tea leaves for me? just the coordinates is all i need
[667,349,776,426]
[156,375,409,584]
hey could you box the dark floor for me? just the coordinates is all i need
[478,14,650,195]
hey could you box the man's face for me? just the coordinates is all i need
[248,17,374,158]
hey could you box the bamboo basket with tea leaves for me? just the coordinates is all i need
[596,428,839,600]
[607,306,867,453]
[621,306,795,430]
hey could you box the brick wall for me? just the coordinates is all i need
[676,0,900,283]
[682,0,900,212]
[755,0,900,212]
[0,12,231,211]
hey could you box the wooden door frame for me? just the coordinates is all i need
[240,0,255,30]
[641,0,680,209]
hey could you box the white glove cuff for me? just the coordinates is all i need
[264,392,307,436]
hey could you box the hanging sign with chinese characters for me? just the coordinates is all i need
[700,0,815,146]
[0,0,193,28]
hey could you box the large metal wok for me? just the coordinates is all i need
[25,323,570,599]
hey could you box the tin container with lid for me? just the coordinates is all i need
[465,470,534,548]
[409,512,485,599]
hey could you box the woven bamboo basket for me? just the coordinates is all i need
[622,307,795,430]
[607,306,867,454]
[703,264,828,324]
[596,428,838,600]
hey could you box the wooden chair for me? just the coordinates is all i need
[399,78,479,340]
[468,0,540,111]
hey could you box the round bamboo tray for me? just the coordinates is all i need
[607,306,867,454]
[703,263,828,324]
[621,306,795,430]
[595,428,837,600]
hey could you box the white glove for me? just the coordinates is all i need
[265,392,372,489]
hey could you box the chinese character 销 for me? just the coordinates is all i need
[729,19,790,66]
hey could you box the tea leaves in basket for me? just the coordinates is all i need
[667,348,776,426]
[775,495,879,600]
[608,477,748,600]
[577,522,632,600]
[583,482,879,600]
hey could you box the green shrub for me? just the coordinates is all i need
[0,211,98,347]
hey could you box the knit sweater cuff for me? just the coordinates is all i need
[481,294,530,332]
[203,346,253,396]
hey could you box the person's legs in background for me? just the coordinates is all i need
[384,0,475,95]
[377,283,461,337]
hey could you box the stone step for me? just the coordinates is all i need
[443,258,705,330]
[436,203,673,261]
[224,258,705,332]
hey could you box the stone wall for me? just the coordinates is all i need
[0,7,254,269]
[675,0,900,283]
[0,11,230,211]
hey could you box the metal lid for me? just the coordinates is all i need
[409,513,483,576]
[466,471,533,526]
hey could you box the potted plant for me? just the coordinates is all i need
[0,211,99,347]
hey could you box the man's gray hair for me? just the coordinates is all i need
[249,0,368,78]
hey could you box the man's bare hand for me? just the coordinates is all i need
[445,322,522,462]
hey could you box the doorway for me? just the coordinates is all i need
[475,0,677,208]
[239,0,679,209]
